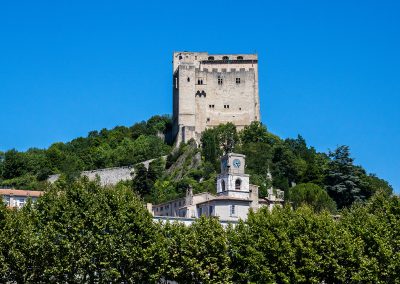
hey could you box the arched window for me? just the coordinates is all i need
[222,56,229,60]
[221,180,225,192]
[179,55,182,60]
[235,179,241,190]
[237,56,243,60]
[208,56,214,60]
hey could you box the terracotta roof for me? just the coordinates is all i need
[0,189,44,198]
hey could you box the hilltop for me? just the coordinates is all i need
[0,115,392,210]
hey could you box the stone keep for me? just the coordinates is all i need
[172,51,260,144]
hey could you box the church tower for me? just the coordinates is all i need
[217,153,250,199]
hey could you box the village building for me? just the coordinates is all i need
[0,188,44,209]
[150,153,284,222]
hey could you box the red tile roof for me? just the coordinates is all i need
[0,189,44,198]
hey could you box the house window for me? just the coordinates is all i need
[235,179,241,190]
[209,206,214,216]
[4,196,10,207]
[231,205,236,216]
[236,78,241,84]
[221,180,226,192]
[218,76,223,85]
[198,207,203,216]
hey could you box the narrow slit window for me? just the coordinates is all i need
[231,205,236,216]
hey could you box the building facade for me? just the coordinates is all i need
[0,189,43,209]
[172,52,260,144]
[150,153,284,222]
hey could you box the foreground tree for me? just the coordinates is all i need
[161,217,232,283]
[0,178,167,283]
[340,191,400,283]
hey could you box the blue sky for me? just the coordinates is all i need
[0,0,399,192]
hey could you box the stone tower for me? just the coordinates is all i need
[172,51,260,145]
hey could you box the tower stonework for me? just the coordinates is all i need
[172,51,260,144]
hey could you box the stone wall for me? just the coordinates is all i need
[48,156,166,186]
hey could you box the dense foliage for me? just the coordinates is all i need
[0,115,172,189]
[0,180,399,283]
[0,117,392,210]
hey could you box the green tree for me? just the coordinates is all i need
[2,149,28,179]
[162,217,232,283]
[1,178,167,283]
[340,191,400,283]
[325,145,367,208]
[288,183,336,213]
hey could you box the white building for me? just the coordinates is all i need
[150,153,284,223]
[0,189,44,209]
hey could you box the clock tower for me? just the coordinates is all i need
[217,153,250,199]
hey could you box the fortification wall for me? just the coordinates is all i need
[48,156,166,186]
[47,166,134,186]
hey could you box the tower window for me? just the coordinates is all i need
[179,55,182,60]
[236,78,241,84]
[207,117,210,122]
[221,180,225,192]
[235,179,241,190]
[187,77,190,82]
[224,105,230,109]
[237,56,243,60]
[218,76,223,85]
[208,56,214,60]
[197,79,203,85]
[222,56,229,60]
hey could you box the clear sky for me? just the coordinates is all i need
[0,1,399,192]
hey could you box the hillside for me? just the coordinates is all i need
[0,115,393,210]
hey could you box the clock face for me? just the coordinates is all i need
[233,159,241,168]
